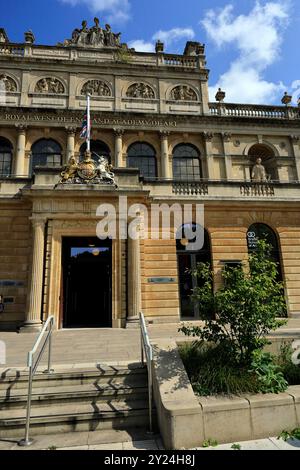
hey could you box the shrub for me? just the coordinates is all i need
[179,240,287,366]
[277,343,300,385]
[180,342,260,396]
[249,350,288,394]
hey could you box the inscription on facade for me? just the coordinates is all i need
[0,112,177,128]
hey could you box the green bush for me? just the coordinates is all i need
[180,342,260,396]
[249,350,288,394]
[277,343,300,385]
[180,240,287,366]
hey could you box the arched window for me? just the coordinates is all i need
[247,223,283,281]
[248,144,278,181]
[80,140,111,164]
[31,139,62,173]
[173,144,201,181]
[0,137,13,177]
[127,142,157,178]
[176,224,211,318]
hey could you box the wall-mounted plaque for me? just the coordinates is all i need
[148,277,176,284]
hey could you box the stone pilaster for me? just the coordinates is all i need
[202,132,214,179]
[114,128,124,168]
[20,218,46,332]
[66,127,76,164]
[127,232,142,326]
[14,125,27,177]
[221,132,233,180]
[160,131,170,178]
[290,135,300,181]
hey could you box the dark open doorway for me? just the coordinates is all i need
[62,237,112,328]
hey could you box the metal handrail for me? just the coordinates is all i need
[18,316,55,447]
[139,312,153,433]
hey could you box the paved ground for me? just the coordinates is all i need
[196,437,300,451]
[0,429,163,451]
[1,318,300,369]
[1,434,299,450]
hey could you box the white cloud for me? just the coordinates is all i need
[202,1,290,104]
[129,27,195,53]
[59,0,131,23]
[152,28,195,48]
[128,40,155,53]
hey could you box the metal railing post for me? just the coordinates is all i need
[139,312,154,434]
[18,360,34,447]
[18,316,55,447]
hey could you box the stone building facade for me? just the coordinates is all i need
[0,21,300,331]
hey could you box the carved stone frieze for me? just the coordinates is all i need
[0,74,17,92]
[126,83,155,99]
[170,85,197,101]
[35,77,65,94]
[81,80,111,97]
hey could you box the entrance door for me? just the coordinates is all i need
[62,237,112,328]
[177,226,211,319]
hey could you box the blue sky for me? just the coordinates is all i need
[1,0,300,104]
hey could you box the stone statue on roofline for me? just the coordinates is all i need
[59,18,124,49]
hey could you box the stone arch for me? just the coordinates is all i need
[247,142,279,181]
[0,136,13,176]
[34,77,65,94]
[125,82,156,99]
[127,142,157,178]
[168,84,198,101]
[80,79,112,97]
[30,138,63,174]
[172,143,202,180]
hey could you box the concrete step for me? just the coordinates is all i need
[0,382,148,410]
[0,364,146,390]
[0,399,155,438]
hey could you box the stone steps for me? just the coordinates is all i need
[0,364,145,390]
[0,382,148,410]
[0,363,155,439]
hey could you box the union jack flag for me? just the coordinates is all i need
[80,109,89,139]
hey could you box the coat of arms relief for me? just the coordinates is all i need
[60,151,116,186]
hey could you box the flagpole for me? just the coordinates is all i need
[86,93,91,152]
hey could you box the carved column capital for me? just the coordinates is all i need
[65,126,77,135]
[222,132,232,142]
[114,128,124,137]
[202,131,214,142]
[30,217,47,229]
[290,135,300,144]
[159,130,170,139]
[15,124,27,134]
